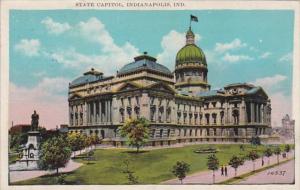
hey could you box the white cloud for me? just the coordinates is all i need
[251,74,287,91]
[214,38,247,53]
[10,77,70,129]
[259,39,263,43]
[14,39,41,57]
[279,52,292,62]
[259,52,272,59]
[222,53,253,63]
[156,30,201,69]
[41,17,71,35]
[50,17,139,75]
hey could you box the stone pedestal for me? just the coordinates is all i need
[9,131,41,171]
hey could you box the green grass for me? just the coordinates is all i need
[12,144,290,185]
[9,154,20,164]
[219,158,294,184]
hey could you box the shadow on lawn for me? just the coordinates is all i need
[122,150,150,154]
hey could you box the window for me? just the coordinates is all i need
[160,129,163,138]
[167,129,171,137]
[212,102,216,108]
[189,129,192,136]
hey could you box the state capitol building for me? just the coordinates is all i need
[67,25,272,146]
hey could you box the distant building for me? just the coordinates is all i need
[271,114,295,143]
[67,25,272,146]
[9,124,31,135]
[282,114,295,129]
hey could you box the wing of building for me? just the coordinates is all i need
[68,26,272,146]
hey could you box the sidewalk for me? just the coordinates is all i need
[163,150,294,184]
[10,157,83,183]
[238,159,294,184]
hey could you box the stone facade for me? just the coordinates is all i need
[67,26,272,146]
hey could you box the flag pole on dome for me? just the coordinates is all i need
[190,15,198,28]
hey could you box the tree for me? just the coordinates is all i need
[264,148,273,165]
[67,133,86,157]
[207,154,219,184]
[172,161,190,184]
[274,146,281,164]
[39,135,72,176]
[119,117,150,153]
[284,144,291,158]
[122,159,139,184]
[239,144,245,151]
[247,150,259,171]
[90,134,101,149]
[228,155,244,177]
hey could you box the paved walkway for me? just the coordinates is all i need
[10,158,83,183]
[238,159,295,184]
[163,151,294,184]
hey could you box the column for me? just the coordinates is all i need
[73,105,76,126]
[99,100,102,123]
[87,103,90,124]
[108,100,111,122]
[261,104,264,124]
[69,105,72,126]
[256,104,259,123]
[250,102,254,123]
[93,101,97,124]
[105,100,108,122]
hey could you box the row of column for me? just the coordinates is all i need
[86,99,112,125]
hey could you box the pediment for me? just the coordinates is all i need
[146,82,175,94]
[246,87,269,99]
[115,82,142,92]
[69,93,83,100]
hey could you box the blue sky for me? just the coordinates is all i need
[9,10,294,128]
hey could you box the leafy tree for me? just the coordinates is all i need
[119,117,150,153]
[247,150,259,171]
[207,154,219,184]
[239,144,245,151]
[39,135,72,176]
[284,144,291,158]
[228,155,244,177]
[172,161,190,184]
[90,134,101,149]
[264,148,273,165]
[67,133,86,157]
[122,159,139,184]
[274,146,281,164]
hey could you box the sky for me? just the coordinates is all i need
[9,10,294,129]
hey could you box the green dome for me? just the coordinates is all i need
[176,44,207,66]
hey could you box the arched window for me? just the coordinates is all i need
[167,129,171,137]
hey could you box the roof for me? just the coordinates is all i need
[176,44,207,65]
[196,89,224,97]
[245,87,260,95]
[224,83,254,89]
[118,53,172,76]
[70,68,112,87]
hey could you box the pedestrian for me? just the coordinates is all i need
[221,165,224,176]
[224,165,228,176]
[262,158,264,166]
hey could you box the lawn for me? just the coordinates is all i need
[12,144,289,185]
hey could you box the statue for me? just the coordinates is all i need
[31,110,39,131]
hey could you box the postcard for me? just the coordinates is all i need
[0,0,299,190]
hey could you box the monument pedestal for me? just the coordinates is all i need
[9,131,41,171]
